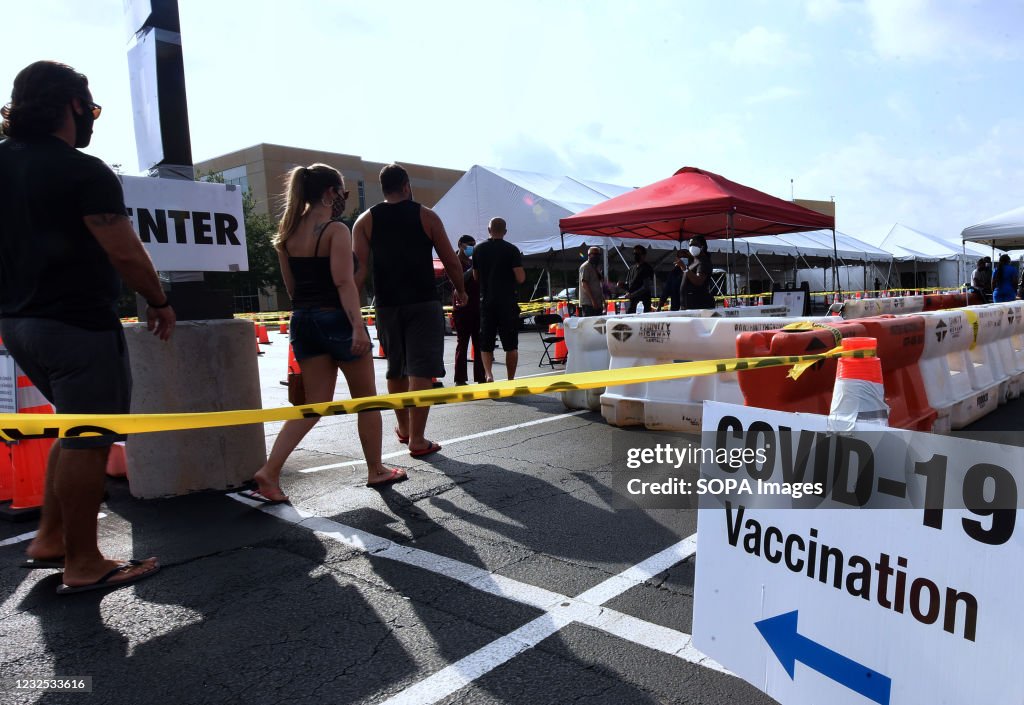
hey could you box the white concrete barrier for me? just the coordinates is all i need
[917,310,998,432]
[599,315,830,433]
[561,305,788,411]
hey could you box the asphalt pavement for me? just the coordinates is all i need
[1,322,1021,705]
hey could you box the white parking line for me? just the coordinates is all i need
[229,494,724,705]
[299,410,589,473]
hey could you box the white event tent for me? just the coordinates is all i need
[869,223,996,288]
[961,205,1024,250]
[433,165,894,295]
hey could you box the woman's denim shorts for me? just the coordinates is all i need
[290,308,361,363]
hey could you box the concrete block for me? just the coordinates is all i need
[124,319,266,498]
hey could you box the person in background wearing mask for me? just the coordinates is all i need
[680,236,715,310]
[658,250,684,311]
[991,253,1018,303]
[578,246,605,316]
[0,61,175,594]
[618,245,654,313]
[971,257,992,301]
[452,235,485,385]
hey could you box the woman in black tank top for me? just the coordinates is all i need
[246,164,407,504]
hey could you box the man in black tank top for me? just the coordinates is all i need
[354,164,466,458]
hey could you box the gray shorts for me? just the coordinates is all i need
[375,300,445,380]
[0,317,132,449]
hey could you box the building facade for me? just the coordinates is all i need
[195,143,464,310]
[195,143,464,219]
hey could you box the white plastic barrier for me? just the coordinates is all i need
[917,310,998,432]
[1002,300,1024,379]
[961,305,1014,404]
[599,315,830,433]
[839,295,926,319]
[987,302,1024,399]
[561,306,788,411]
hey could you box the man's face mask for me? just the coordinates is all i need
[463,245,474,257]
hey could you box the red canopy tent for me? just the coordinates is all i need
[558,166,838,295]
[558,166,834,239]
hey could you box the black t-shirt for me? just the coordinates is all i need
[0,136,125,330]
[681,255,715,310]
[472,238,522,308]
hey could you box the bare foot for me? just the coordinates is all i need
[25,537,65,564]
[251,469,288,502]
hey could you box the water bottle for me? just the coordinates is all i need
[635,301,645,315]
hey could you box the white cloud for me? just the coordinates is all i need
[717,27,809,67]
[885,93,919,123]
[865,0,1023,61]
[745,86,803,105]
[799,120,1024,238]
[805,0,855,22]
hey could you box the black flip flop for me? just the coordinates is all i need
[56,559,160,595]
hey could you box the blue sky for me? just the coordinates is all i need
[3,0,1022,240]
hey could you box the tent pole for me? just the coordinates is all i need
[831,227,840,298]
[729,210,736,301]
[560,233,568,301]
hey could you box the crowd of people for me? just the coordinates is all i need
[0,59,533,594]
[576,236,716,316]
[971,255,1023,302]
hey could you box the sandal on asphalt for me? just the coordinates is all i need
[20,557,65,570]
[56,559,160,595]
[409,441,442,458]
[366,468,408,488]
[394,427,409,445]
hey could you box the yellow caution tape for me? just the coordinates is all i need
[779,321,847,379]
[0,349,874,441]
[962,308,979,350]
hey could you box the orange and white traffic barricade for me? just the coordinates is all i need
[736,315,937,431]
[562,305,794,411]
[599,313,829,433]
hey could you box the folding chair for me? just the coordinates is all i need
[534,313,564,368]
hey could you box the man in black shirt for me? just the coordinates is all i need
[618,244,654,313]
[472,217,526,381]
[0,61,174,594]
[353,164,465,458]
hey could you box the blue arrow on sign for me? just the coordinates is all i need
[755,610,892,705]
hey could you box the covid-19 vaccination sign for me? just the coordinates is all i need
[693,401,1023,705]
[121,176,247,272]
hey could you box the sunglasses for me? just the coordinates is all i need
[335,186,349,200]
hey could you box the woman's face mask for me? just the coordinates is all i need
[689,245,703,257]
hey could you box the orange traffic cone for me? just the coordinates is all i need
[9,369,54,511]
[279,322,288,334]
[375,338,386,359]
[0,443,13,503]
[257,324,271,345]
[827,337,888,432]
[469,342,476,361]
